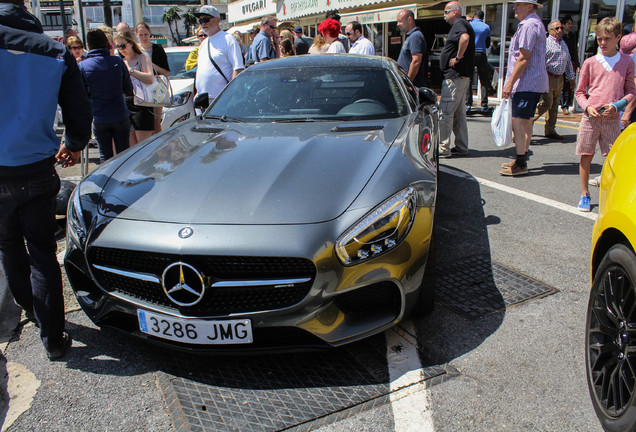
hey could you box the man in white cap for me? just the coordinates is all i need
[499,0,548,176]
[194,5,244,102]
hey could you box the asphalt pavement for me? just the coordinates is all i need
[0,107,606,432]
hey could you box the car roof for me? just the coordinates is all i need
[248,54,397,72]
[164,46,196,53]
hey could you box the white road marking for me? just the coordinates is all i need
[387,322,435,431]
[1,362,41,432]
[440,165,597,221]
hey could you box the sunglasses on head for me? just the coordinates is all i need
[198,16,212,24]
[114,43,127,49]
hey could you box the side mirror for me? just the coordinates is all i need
[194,93,209,114]
[418,87,437,106]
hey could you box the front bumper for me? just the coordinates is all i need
[64,210,433,352]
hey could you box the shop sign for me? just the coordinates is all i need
[228,0,276,22]
[40,0,73,7]
[390,36,401,44]
[340,4,417,25]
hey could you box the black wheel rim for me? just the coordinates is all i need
[588,265,636,417]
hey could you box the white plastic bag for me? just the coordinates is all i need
[491,98,513,147]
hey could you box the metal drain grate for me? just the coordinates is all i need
[157,340,449,432]
[435,254,559,320]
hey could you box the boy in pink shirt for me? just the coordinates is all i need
[574,17,635,212]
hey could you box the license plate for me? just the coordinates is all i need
[137,309,253,345]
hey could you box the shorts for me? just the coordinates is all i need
[576,115,621,156]
[511,92,542,119]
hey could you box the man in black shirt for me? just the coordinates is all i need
[439,1,475,157]
[560,15,579,115]
[293,26,310,55]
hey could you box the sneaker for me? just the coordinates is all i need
[562,107,570,115]
[589,176,601,187]
[499,163,528,176]
[501,160,515,168]
[578,194,591,212]
[439,149,451,158]
[450,147,468,156]
[46,331,72,361]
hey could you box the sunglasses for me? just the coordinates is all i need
[114,43,127,49]
[345,32,352,35]
[198,16,212,24]
[551,26,563,30]
[444,9,454,14]
[70,45,82,50]
[268,24,277,29]
[197,34,206,38]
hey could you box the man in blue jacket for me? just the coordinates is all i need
[0,0,91,360]
[79,29,133,162]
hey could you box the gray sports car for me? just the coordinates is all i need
[65,54,439,352]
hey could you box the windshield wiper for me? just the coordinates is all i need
[206,115,245,123]
[273,118,333,123]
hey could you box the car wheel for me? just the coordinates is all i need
[412,232,436,317]
[586,243,636,431]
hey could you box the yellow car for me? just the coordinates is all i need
[586,123,636,431]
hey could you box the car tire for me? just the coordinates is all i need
[586,243,636,431]
[411,232,436,317]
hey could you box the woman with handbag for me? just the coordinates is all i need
[135,22,170,135]
[115,30,155,146]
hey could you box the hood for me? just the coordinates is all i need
[0,4,43,33]
[97,119,404,224]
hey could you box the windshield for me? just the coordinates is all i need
[206,66,409,122]
[166,50,196,80]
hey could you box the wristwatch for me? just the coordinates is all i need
[129,68,134,75]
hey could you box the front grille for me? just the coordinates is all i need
[88,247,316,316]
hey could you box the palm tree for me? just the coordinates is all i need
[182,7,198,38]
[162,6,182,45]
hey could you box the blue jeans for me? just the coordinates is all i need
[0,164,65,351]
[93,119,130,163]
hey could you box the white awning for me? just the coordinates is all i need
[224,20,261,35]
[339,3,418,24]
[277,0,388,21]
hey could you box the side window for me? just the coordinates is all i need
[397,68,417,109]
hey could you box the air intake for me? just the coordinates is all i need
[192,126,224,134]
[331,125,384,133]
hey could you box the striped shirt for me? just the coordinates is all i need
[506,12,549,94]
[546,35,575,79]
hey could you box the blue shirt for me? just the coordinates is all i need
[79,49,133,124]
[398,27,428,87]
[471,18,490,53]
[249,30,275,62]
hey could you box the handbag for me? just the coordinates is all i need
[491,98,513,147]
[132,55,172,107]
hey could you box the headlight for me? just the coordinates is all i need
[170,91,192,107]
[335,187,417,266]
[67,183,88,249]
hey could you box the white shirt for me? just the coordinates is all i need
[349,36,375,55]
[195,31,244,98]
[327,40,346,54]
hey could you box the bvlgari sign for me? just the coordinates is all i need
[228,0,276,22]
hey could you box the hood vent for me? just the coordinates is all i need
[331,125,384,133]
[192,126,224,134]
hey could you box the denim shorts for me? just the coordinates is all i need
[511,92,542,119]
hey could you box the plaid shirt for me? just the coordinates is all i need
[546,35,575,80]
[506,12,549,93]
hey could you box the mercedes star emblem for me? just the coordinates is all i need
[161,262,206,306]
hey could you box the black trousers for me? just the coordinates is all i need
[561,76,574,109]
[0,164,65,351]
[466,52,494,108]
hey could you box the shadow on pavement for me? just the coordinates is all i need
[413,167,505,367]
